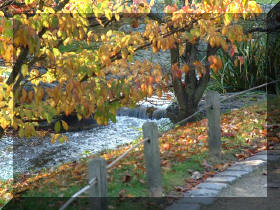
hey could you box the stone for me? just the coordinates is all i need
[195,182,228,191]
[218,170,249,178]
[205,176,236,184]
[235,159,266,167]
[187,188,220,197]
[177,197,216,205]
[165,203,200,210]
[257,151,267,155]
[226,164,254,173]
[247,155,267,161]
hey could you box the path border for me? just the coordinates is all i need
[166,150,280,210]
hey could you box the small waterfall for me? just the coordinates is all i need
[117,92,175,119]
[117,106,149,119]
[117,106,167,119]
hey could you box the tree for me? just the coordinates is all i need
[0,0,262,141]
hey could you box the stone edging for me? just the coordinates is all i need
[166,150,280,210]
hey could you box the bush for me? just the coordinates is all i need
[208,36,268,93]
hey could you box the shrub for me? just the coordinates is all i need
[208,36,268,93]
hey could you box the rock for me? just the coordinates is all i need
[0,126,3,138]
[191,171,202,180]
[37,113,98,132]
[187,188,220,197]
[60,114,98,132]
[195,182,228,191]
[166,102,202,123]
[218,170,249,178]
[205,175,237,184]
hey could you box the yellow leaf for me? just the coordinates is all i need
[51,134,60,144]
[179,44,185,56]
[115,13,120,21]
[147,85,153,96]
[105,10,112,20]
[61,120,69,131]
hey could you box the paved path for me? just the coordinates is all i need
[165,150,280,210]
[214,165,267,197]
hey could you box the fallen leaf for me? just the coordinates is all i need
[118,189,126,197]
[202,160,213,170]
[175,186,184,192]
[122,174,132,183]
[139,179,145,184]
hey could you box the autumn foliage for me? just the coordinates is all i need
[0,0,262,141]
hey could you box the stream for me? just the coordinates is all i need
[0,95,174,181]
[0,91,267,180]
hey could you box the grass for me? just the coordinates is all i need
[1,96,275,209]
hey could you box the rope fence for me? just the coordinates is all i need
[59,177,97,210]
[59,138,150,210]
[161,80,280,134]
[59,80,279,210]
[107,137,149,170]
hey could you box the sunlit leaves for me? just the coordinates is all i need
[208,55,222,73]
[0,0,263,141]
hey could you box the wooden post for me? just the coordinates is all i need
[142,122,162,197]
[88,158,107,210]
[206,91,221,158]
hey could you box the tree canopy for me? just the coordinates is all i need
[0,0,262,142]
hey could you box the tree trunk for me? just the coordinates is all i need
[167,40,218,123]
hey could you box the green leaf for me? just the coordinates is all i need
[54,121,61,133]
[109,112,116,123]
[19,128,25,138]
[25,0,35,5]
[21,64,28,77]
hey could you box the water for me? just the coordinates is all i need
[0,116,171,180]
[0,137,13,180]
[117,92,175,119]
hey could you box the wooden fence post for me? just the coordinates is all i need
[142,122,162,197]
[206,91,221,158]
[88,158,107,210]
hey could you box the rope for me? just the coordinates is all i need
[220,80,280,103]
[162,80,280,133]
[107,137,149,169]
[59,80,279,210]
[59,138,149,210]
[59,177,97,210]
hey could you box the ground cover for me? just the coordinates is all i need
[1,96,276,209]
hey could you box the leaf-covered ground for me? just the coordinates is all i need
[1,96,280,209]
